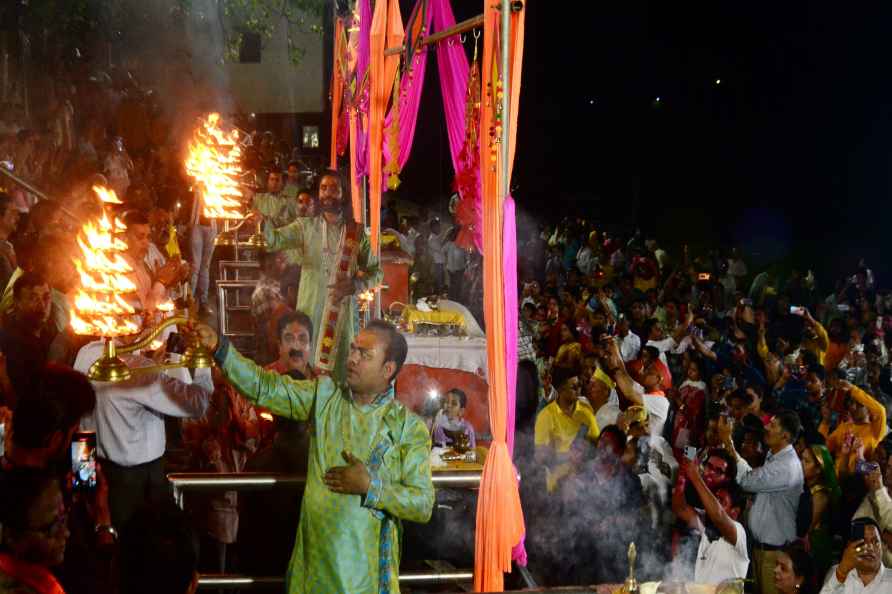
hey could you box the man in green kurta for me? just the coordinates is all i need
[195,319,434,593]
[252,169,300,228]
[255,169,381,378]
[251,168,302,266]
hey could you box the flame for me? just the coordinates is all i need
[91,185,123,205]
[69,186,140,337]
[185,113,244,220]
[156,300,175,313]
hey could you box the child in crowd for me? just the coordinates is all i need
[431,388,476,450]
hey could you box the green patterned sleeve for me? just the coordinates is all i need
[363,416,434,523]
[218,342,330,421]
[263,217,306,257]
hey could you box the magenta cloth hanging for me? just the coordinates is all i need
[382,0,433,179]
[353,0,372,178]
[433,0,483,251]
[503,194,525,566]
[431,0,469,172]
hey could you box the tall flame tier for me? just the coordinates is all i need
[185,113,244,220]
[69,186,140,337]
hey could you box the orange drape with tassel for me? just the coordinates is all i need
[330,19,345,169]
[473,0,526,592]
[368,0,404,252]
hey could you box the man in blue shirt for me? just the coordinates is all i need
[720,410,803,594]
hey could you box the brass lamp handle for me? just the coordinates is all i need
[117,316,189,354]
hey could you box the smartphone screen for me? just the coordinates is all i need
[790,306,805,316]
[71,432,97,491]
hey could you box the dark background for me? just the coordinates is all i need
[393,1,892,288]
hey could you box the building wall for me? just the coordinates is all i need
[222,18,325,115]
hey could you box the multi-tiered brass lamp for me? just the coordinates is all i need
[184,113,266,249]
[70,186,213,382]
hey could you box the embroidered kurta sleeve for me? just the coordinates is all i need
[362,416,435,523]
[263,217,307,261]
[217,340,328,422]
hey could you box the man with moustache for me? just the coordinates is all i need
[266,311,314,379]
[255,169,381,378]
[820,517,892,593]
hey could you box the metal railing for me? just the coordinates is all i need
[168,469,481,508]
[165,469,539,591]
[197,570,474,590]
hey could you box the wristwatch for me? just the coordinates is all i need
[95,523,118,541]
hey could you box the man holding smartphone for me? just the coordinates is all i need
[820,517,891,593]
[672,454,748,584]
[720,410,803,594]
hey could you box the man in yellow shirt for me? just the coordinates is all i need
[799,308,830,366]
[822,380,888,475]
[534,366,600,492]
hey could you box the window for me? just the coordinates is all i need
[302,126,320,149]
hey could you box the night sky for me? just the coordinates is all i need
[394,2,892,287]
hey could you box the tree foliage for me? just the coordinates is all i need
[6,0,326,66]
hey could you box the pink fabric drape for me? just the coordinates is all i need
[351,0,372,187]
[431,0,469,173]
[382,1,433,181]
[504,196,524,566]
[431,0,483,252]
[330,19,345,169]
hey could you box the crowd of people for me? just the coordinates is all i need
[0,56,890,594]
[514,220,892,593]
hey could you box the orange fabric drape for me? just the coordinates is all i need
[368,0,404,253]
[330,19,345,169]
[473,1,526,592]
[348,109,362,223]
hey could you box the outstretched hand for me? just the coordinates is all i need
[323,451,371,495]
[189,322,219,352]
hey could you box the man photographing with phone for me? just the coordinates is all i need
[820,517,892,593]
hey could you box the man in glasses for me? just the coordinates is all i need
[0,467,70,593]
[673,448,748,584]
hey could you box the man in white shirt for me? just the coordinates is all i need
[427,218,451,293]
[642,315,693,367]
[122,210,178,312]
[445,233,467,302]
[673,454,749,584]
[76,338,213,528]
[621,406,678,530]
[821,518,892,594]
[615,316,641,363]
[604,338,671,436]
[851,450,892,567]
